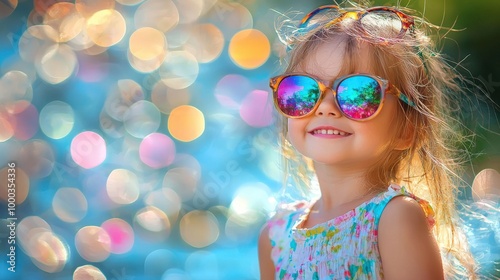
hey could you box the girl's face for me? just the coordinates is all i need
[287,40,402,170]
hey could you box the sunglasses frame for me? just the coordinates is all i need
[269,73,415,121]
[299,5,415,43]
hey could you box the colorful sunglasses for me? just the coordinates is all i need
[299,5,415,43]
[269,74,415,120]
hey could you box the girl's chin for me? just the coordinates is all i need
[309,157,347,166]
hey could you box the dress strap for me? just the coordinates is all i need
[372,184,436,229]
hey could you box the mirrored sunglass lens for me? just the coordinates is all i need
[360,10,403,38]
[301,8,342,30]
[337,76,382,119]
[276,76,321,117]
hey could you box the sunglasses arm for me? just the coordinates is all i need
[396,91,415,107]
[386,83,415,107]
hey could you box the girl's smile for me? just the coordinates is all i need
[308,125,351,138]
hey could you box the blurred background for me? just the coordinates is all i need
[0,0,498,279]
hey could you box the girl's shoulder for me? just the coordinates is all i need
[271,200,311,220]
[377,184,435,228]
[375,186,444,279]
[264,200,311,231]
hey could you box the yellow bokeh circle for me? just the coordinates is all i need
[228,29,270,69]
[167,105,204,142]
[179,210,219,248]
[86,9,126,47]
[129,27,167,61]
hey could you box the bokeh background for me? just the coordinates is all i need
[0,0,498,279]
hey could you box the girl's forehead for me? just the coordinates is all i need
[296,39,375,82]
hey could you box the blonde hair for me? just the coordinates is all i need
[275,2,478,279]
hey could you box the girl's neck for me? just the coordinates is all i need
[313,162,383,211]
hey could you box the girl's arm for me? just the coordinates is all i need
[258,224,275,280]
[378,196,445,280]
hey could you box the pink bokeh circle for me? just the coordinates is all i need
[70,131,107,169]
[139,133,176,168]
[239,90,273,127]
[101,218,134,254]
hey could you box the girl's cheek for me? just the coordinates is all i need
[287,120,301,141]
[288,119,304,133]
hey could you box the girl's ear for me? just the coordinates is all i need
[393,120,415,151]
[394,135,412,151]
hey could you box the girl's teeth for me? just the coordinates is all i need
[314,129,346,135]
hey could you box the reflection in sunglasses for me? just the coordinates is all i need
[271,74,409,120]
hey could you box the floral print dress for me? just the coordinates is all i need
[266,184,435,280]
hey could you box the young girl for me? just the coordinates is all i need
[259,2,478,279]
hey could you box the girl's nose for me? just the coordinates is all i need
[315,88,342,117]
